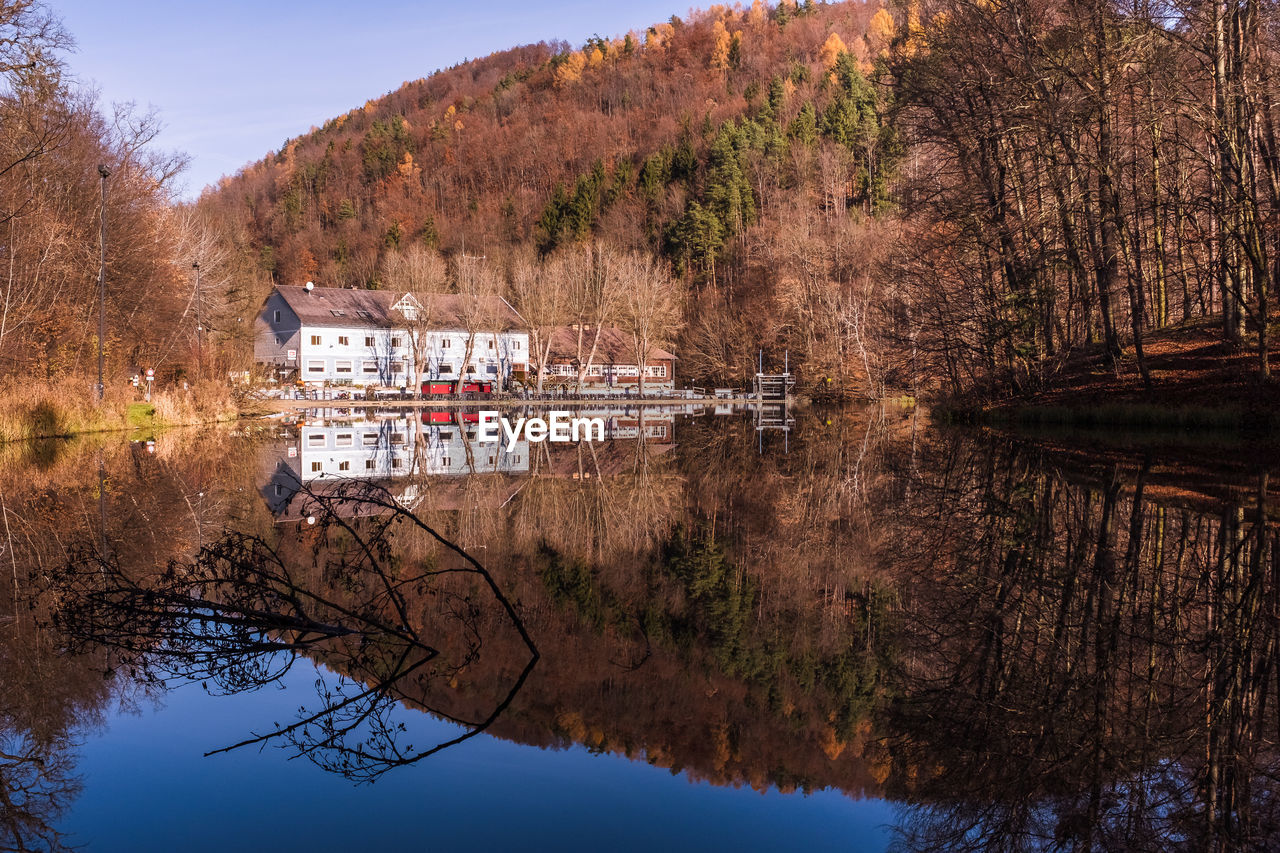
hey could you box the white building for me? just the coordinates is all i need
[293,415,530,482]
[255,284,529,389]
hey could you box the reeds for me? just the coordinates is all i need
[0,377,239,444]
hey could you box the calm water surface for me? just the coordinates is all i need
[2,404,1275,850]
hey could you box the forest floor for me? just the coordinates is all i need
[957,317,1280,431]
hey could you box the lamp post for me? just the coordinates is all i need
[95,164,110,403]
[192,260,203,370]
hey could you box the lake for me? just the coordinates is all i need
[1,403,1274,851]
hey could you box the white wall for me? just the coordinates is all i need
[298,326,530,387]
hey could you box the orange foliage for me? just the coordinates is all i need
[554,50,587,86]
[820,31,848,69]
[711,20,733,70]
[866,8,895,56]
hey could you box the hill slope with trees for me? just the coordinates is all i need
[196,0,903,394]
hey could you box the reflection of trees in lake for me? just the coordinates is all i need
[55,480,538,784]
[0,623,106,853]
[0,431,261,852]
[427,410,905,794]
[21,410,1280,844]
[881,433,1280,851]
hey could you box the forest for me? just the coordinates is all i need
[3,0,1280,409]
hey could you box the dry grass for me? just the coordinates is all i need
[149,380,238,428]
[0,377,239,444]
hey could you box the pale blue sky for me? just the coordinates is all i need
[52,1,690,198]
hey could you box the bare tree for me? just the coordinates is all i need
[382,245,445,389]
[508,249,565,393]
[559,242,621,394]
[616,251,682,396]
[451,254,502,394]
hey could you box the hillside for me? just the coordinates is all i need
[197,0,901,392]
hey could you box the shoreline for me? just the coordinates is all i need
[930,318,1280,434]
[257,395,784,412]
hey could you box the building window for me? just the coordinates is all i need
[390,433,405,445]
[391,337,402,348]
[338,460,350,471]
[390,361,404,374]
[307,360,325,373]
[488,340,495,349]
[439,431,452,440]
[310,335,321,346]
[362,433,378,446]
[366,459,375,470]
[273,309,281,323]
[338,335,349,346]
[335,361,353,374]
[442,338,451,348]
[335,433,353,447]
[362,361,378,374]
[307,433,325,447]
[441,456,450,466]
[311,461,323,472]
[330,310,346,317]
[391,458,402,469]
[439,363,453,374]
[513,340,521,350]
[365,335,375,347]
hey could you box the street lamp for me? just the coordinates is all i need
[95,164,110,403]
[192,260,203,368]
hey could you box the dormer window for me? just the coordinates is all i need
[273,309,281,323]
[330,309,346,317]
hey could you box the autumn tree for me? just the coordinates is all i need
[556,242,621,394]
[616,251,682,395]
[451,253,502,393]
[382,244,446,387]
[820,32,847,71]
[508,250,566,393]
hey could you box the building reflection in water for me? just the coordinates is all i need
[260,405,690,519]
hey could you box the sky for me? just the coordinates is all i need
[52,0,691,199]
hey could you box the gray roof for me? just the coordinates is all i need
[274,285,524,330]
[547,325,676,363]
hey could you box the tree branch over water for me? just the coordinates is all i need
[50,479,539,783]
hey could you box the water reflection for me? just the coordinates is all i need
[8,406,1280,848]
[881,434,1280,852]
[56,477,538,785]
